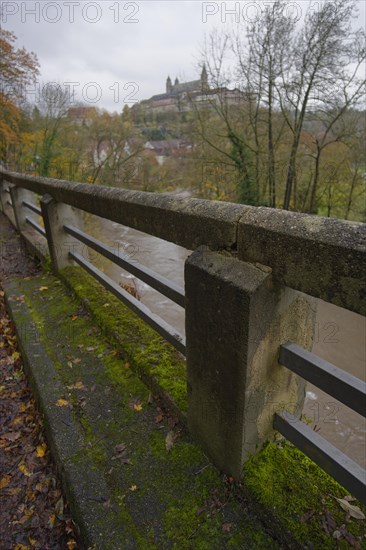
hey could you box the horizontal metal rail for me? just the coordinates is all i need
[280,343,366,418]
[25,217,46,237]
[64,224,185,308]
[69,251,186,355]
[23,200,41,216]
[274,412,366,505]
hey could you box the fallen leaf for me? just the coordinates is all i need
[36,443,47,458]
[86,346,96,352]
[222,522,233,533]
[114,443,127,455]
[48,513,56,528]
[67,540,78,549]
[336,498,365,519]
[67,381,85,390]
[11,351,20,361]
[155,413,163,423]
[124,362,130,369]
[71,315,78,321]
[0,474,11,489]
[130,485,137,491]
[165,430,176,452]
[19,462,32,477]
[133,402,143,412]
[39,286,48,291]
[3,431,21,441]
[300,510,315,523]
[56,399,69,407]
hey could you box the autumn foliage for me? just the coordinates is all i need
[0,29,39,162]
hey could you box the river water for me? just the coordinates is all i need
[85,212,365,468]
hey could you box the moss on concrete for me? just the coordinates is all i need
[243,440,366,548]
[61,266,187,417]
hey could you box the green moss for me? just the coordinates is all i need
[243,440,366,548]
[61,266,188,415]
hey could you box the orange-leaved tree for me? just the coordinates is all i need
[0,29,39,163]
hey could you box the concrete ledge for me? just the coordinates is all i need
[3,170,249,250]
[4,280,139,549]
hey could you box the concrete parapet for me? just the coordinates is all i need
[238,207,366,316]
[185,247,316,477]
[3,170,251,250]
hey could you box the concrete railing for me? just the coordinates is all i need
[1,169,365,499]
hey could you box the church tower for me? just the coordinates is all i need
[201,63,208,90]
[166,76,172,94]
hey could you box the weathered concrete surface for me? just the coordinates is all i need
[238,207,366,316]
[185,247,316,478]
[3,170,251,250]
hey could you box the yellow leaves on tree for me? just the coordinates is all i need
[0,29,39,161]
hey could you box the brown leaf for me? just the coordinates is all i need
[0,474,11,489]
[114,443,127,455]
[3,431,21,441]
[300,510,315,523]
[222,522,233,533]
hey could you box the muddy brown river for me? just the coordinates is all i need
[85,212,365,468]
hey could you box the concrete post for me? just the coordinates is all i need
[41,194,86,271]
[185,246,316,478]
[9,187,37,234]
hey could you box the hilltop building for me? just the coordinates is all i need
[139,65,244,114]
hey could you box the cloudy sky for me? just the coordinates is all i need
[2,0,365,111]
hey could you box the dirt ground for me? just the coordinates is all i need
[0,213,79,550]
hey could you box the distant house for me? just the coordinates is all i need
[144,139,192,165]
[67,106,97,126]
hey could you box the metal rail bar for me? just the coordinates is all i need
[274,412,366,505]
[280,343,366,418]
[25,217,46,237]
[23,200,41,215]
[64,224,185,308]
[69,251,186,355]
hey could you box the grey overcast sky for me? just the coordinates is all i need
[1,0,365,111]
